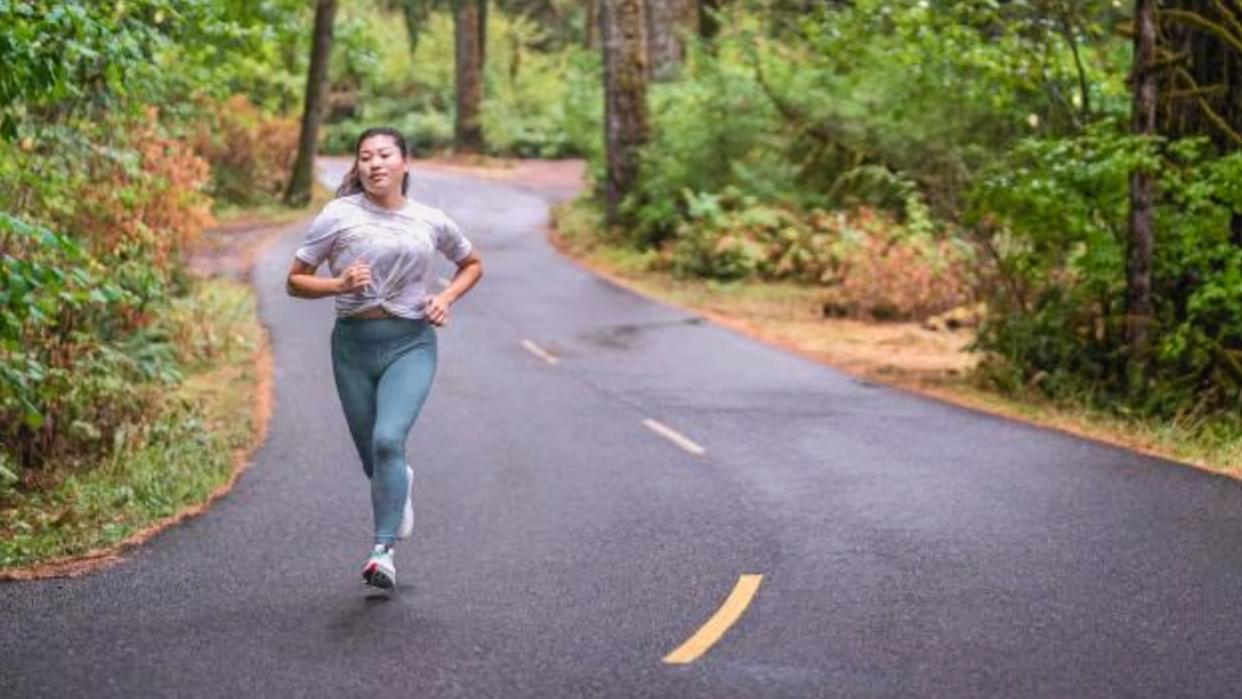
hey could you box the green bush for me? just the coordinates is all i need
[0,213,173,471]
[967,122,1242,416]
[324,110,455,156]
[321,8,600,160]
[666,188,974,319]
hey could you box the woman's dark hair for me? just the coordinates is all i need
[336,126,410,198]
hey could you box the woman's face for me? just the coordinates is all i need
[356,135,407,197]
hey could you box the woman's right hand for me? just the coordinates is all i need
[337,261,373,294]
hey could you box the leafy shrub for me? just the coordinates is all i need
[324,110,455,156]
[669,188,974,319]
[629,37,784,245]
[0,112,212,475]
[968,122,1242,416]
[0,214,172,470]
[192,95,299,206]
[321,9,600,160]
[29,109,214,271]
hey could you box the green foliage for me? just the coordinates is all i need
[0,278,261,569]
[321,7,600,159]
[0,1,309,137]
[0,0,296,486]
[667,188,973,319]
[629,32,784,245]
[0,213,172,468]
[192,96,300,206]
[480,15,597,157]
[620,0,1119,245]
[968,122,1242,417]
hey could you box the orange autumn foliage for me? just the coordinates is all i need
[69,107,214,270]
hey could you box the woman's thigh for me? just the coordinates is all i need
[373,336,438,442]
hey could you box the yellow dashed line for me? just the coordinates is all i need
[663,574,763,665]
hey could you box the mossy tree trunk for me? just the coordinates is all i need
[601,0,650,226]
[646,0,698,80]
[1127,0,1158,387]
[1158,0,1242,244]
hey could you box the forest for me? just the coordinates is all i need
[2,1,1241,564]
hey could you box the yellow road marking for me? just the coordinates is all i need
[663,574,763,665]
[643,419,706,455]
[521,339,559,365]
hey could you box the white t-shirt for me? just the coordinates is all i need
[295,193,474,319]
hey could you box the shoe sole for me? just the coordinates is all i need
[363,562,395,590]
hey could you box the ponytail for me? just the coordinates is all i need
[336,164,363,198]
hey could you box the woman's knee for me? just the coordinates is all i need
[371,430,405,465]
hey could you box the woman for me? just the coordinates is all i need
[286,126,483,590]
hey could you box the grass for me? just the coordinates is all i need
[0,279,266,572]
[211,184,331,230]
[551,197,1242,477]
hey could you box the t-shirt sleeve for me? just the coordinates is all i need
[294,206,342,267]
[435,212,474,263]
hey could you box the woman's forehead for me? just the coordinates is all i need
[359,135,399,153]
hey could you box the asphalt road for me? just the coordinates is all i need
[6,163,1242,698]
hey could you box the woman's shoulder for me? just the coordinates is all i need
[308,194,368,230]
[321,193,367,216]
[403,198,449,223]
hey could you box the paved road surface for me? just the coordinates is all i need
[5,163,1242,697]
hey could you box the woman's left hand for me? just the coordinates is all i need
[424,294,451,326]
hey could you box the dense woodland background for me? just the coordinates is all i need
[2,0,1241,499]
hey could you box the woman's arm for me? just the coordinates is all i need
[423,252,483,326]
[286,258,372,298]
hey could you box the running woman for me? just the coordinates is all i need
[286,126,483,590]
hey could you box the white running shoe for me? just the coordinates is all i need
[362,544,396,589]
[397,463,414,540]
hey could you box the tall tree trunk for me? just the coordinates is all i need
[1127,0,1158,386]
[699,0,721,40]
[1158,0,1242,245]
[646,0,698,80]
[479,0,488,70]
[454,0,485,153]
[398,0,429,57]
[285,0,338,206]
[602,0,650,226]
[585,0,599,50]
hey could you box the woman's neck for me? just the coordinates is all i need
[363,189,406,210]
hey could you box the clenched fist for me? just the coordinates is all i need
[424,294,450,327]
[337,261,373,294]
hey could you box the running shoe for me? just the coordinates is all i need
[397,463,414,540]
[362,544,396,589]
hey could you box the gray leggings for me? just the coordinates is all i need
[331,317,437,545]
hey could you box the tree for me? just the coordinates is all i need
[1127,0,1157,385]
[455,0,486,153]
[1158,0,1242,244]
[286,0,338,206]
[699,0,721,41]
[646,0,698,80]
[601,0,650,225]
[585,0,599,49]
[391,0,433,56]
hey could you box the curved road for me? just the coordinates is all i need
[6,164,1242,697]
